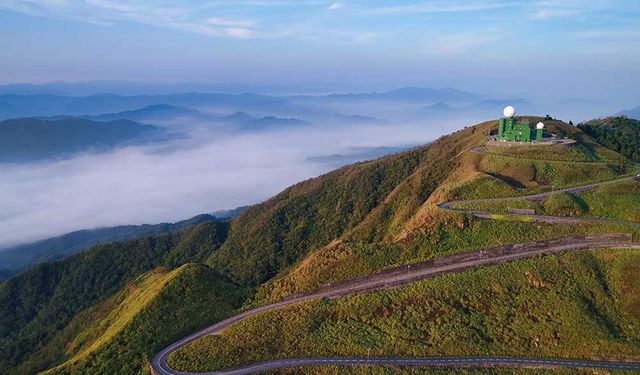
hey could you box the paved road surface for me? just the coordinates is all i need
[164,357,640,374]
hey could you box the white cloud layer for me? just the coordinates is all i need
[0,119,465,248]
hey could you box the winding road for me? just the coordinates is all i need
[152,152,640,374]
[438,175,640,226]
[155,357,640,374]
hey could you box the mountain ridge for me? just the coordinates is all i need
[0,214,225,281]
[1,116,638,374]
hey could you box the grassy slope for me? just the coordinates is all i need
[0,221,229,374]
[205,122,523,288]
[166,118,640,372]
[455,179,640,223]
[41,264,247,375]
[37,269,183,375]
[205,142,437,286]
[5,117,639,374]
[248,119,639,304]
[168,249,640,372]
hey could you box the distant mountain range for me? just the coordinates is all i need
[288,86,481,105]
[239,116,309,132]
[0,117,165,163]
[469,98,530,109]
[0,209,247,282]
[0,92,285,120]
[89,106,382,129]
[0,86,488,120]
[0,110,319,163]
[0,81,349,96]
[84,106,310,130]
[328,114,387,125]
[88,104,203,122]
[422,102,452,111]
[421,98,532,117]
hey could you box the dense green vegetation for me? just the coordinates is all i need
[169,249,640,372]
[448,127,634,201]
[578,117,640,161]
[0,214,219,277]
[0,221,229,374]
[3,117,640,374]
[42,265,247,375]
[248,120,639,304]
[204,148,428,285]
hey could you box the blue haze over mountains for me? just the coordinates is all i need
[0,81,636,254]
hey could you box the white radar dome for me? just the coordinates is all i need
[536,122,544,130]
[503,106,515,118]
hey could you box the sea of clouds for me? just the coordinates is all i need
[0,118,470,248]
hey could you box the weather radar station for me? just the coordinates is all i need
[496,106,544,142]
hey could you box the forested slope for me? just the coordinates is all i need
[0,221,229,374]
[0,214,219,281]
[2,117,639,374]
[578,117,640,161]
[42,264,247,375]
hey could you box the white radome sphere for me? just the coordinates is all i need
[503,106,515,118]
[536,122,545,130]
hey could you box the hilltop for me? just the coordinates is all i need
[1,117,639,374]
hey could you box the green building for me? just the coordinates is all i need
[496,107,544,142]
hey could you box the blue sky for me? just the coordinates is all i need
[1,1,639,101]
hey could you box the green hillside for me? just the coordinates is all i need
[168,249,640,373]
[41,264,246,375]
[247,119,639,304]
[205,144,435,285]
[578,116,640,161]
[0,214,220,280]
[2,117,639,374]
[454,179,640,223]
[0,221,229,374]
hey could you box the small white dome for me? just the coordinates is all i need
[536,122,544,130]
[503,106,515,118]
